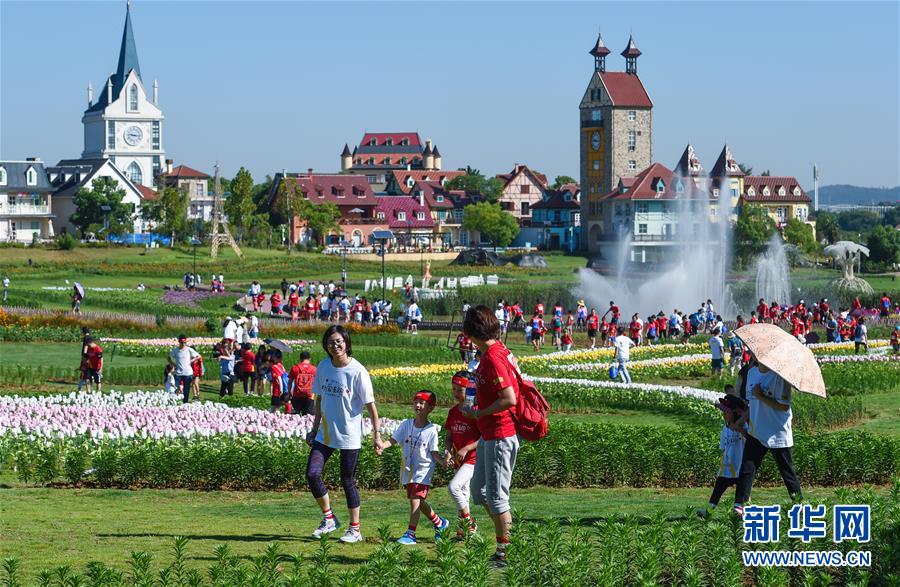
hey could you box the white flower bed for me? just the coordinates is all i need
[531,376,722,403]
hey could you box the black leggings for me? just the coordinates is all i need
[241,372,256,395]
[735,434,802,504]
[219,379,233,397]
[709,476,738,506]
[306,441,361,509]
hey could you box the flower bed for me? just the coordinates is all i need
[0,390,399,442]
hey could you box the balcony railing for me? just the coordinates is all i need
[580,119,604,128]
[2,205,50,215]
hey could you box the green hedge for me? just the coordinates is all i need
[4,422,897,490]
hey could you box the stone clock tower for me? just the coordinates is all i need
[82,3,164,188]
[579,33,652,253]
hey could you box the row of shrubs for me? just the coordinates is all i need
[4,422,897,490]
[3,482,897,586]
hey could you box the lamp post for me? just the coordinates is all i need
[341,240,349,292]
[100,204,111,241]
[191,237,201,280]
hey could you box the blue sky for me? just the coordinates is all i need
[2,1,898,188]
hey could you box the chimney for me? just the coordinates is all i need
[514,163,521,174]
[419,192,425,208]
[26,157,41,162]
[308,168,313,179]
[165,159,174,174]
[87,82,93,107]
[153,79,159,105]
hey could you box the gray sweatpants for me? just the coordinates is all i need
[472,435,519,515]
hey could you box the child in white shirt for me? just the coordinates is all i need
[376,390,450,544]
[164,364,176,394]
[697,385,747,519]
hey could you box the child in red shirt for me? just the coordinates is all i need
[270,291,282,315]
[268,350,288,413]
[561,330,573,351]
[288,351,317,415]
[443,371,481,538]
[84,337,103,392]
[239,343,256,396]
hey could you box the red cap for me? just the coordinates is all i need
[451,375,471,388]
[413,390,436,407]
[177,335,188,342]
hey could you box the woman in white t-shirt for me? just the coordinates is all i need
[305,325,381,544]
[733,359,802,516]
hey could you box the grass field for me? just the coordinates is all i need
[1,480,889,584]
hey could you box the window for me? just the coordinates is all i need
[152,156,160,179]
[793,187,801,196]
[713,188,720,197]
[128,84,138,111]
[521,202,530,216]
[591,109,603,122]
[195,183,204,197]
[520,184,530,194]
[366,175,376,184]
[762,187,770,196]
[107,121,116,149]
[26,167,37,186]
[401,137,409,146]
[638,223,647,234]
[747,187,755,197]
[367,158,375,165]
[125,161,143,185]
[151,121,160,149]
[628,130,636,151]
[628,110,636,121]
[369,138,376,146]
[376,211,385,220]
[778,186,786,196]
[397,211,406,221]
[776,207,786,222]
[438,210,446,220]
[564,193,571,201]
[385,138,393,146]
[435,195,444,202]
[400,157,407,165]
[454,209,463,222]
[416,211,425,221]
[636,202,648,213]
[383,157,391,165]
[0,167,5,185]
[628,160,636,171]
[592,160,600,171]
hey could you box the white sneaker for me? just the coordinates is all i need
[311,516,340,539]
[339,527,363,543]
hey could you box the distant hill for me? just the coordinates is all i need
[814,184,899,206]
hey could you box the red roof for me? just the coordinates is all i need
[390,170,465,194]
[167,165,210,179]
[600,162,705,201]
[496,164,548,188]
[598,72,652,108]
[277,173,377,208]
[359,132,422,148]
[136,184,158,200]
[411,180,455,209]
[742,177,810,203]
[375,195,435,229]
[558,182,580,195]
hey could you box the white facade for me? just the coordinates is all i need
[82,70,164,189]
[51,159,147,235]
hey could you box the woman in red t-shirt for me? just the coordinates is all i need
[460,306,519,564]
[444,370,481,538]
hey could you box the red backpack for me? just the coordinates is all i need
[511,369,549,441]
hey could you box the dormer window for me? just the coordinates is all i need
[383,157,391,165]
[0,166,6,185]
[656,180,665,194]
[26,166,37,186]
[401,137,409,146]
[777,186,786,196]
[128,84,138,111]
[397,211,406,221]
[400,157,407,165]
[436,195,444,203]
[367,158,375,165]
[729,162,738,171]
[793,186,801,196]
[376,211,385,220]
[762,187,770,196]
[748,187,755,197]
[407,178,415,188]
[564,193,571,201]
[316,189,324,198]
[675,181,684,194]
[369,138,377,146]
[385,138,393,147]
[416,212,425,221]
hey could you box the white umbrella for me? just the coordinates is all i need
[735,323,826,397]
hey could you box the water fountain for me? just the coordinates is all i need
[579,183,737,320]
[754,233,792,304]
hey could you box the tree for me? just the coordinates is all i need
[446,171,504,202]
[814,211,840,244]
[225,167,255,242]
[837,210,880,233]
[738,163,753,176]
[551,175,577,189]
[272,178,305,251]
[155,185,189,242]
[252,175,274,213]
[866,225,900,266]
[70,177,134,238]
[733,204,775,267]
[783,218,818,255]
[298,199,341,246]
[463,201,520,249]
[760,170,771,176]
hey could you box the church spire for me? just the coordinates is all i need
[621,35,641,74]
[589,32,610,73]
[115,1,142,92]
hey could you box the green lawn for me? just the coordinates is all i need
[1,481,887,583]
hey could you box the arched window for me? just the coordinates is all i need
[126,161,143,185]
[0,166,7,186]
[26,167,37,186]
[129,84,138,111]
